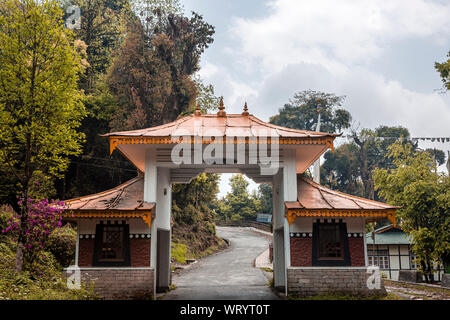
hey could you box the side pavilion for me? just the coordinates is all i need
[64,100,398,298]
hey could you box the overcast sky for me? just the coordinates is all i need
[182,0,450,198]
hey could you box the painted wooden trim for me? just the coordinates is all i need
[109,135,335,155]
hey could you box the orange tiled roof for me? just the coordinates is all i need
[63,176,154,227]
[285,175,399,226]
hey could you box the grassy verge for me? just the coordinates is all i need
[288,292,400,300]
[384,279,450,297]
[0,237,97,300]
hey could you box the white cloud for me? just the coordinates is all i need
[230,0,450,73]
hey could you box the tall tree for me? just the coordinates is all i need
[435,51,450,91]
[0,0,86,271]
[214,175,261,222]
[107,5,215,130]
[321,126,413,199]
[269,90,351,133]
[374,142,450,282]
[258,184,273,215]
[64,0,130,92]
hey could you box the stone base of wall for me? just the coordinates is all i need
[66,267,154,299]
[398,270,423,283]
[287,267,386,297]
[442,274,450,288]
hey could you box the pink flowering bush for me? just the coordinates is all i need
[2,198,65,264]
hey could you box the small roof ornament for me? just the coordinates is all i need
[194,102,201,116]
[242,102,249,116]
[217,96,226,117]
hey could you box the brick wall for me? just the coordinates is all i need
[287,267,386,297]
[130,238,151,267]
[290,238,312,266]
[348,237,365,267]
[67,268,154,299]
[78,238,94,267]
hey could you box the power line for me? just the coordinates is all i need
[71,161,137,173]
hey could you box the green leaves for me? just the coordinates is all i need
[0,0,86,200]
[373,141,449,281]
[269,90,350,133]
[435,51,450,91]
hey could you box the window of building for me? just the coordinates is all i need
[93,223,130,266]
[317,224,344,260]
[368,249,390,270]
[312,221,350,266]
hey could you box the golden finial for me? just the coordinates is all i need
[242,102,249,116]
[194,102,201,116]
[217,96,226,117]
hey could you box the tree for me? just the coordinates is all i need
[107,4,215,130]
[215,175,261,222]
[269,90,351,133]
[374,142,450,282]
[435,51,450,91]
[64,0,130,92]
[320,143,364,196]
[258,184,272,215]
[0,0,86,271]
[321,126,413,199]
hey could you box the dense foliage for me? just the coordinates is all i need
[435,51,450,91]
[214,175,262,222]
[0,0,87,271]
[269,90,351,133]
[374,142,450,282]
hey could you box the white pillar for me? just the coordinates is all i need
[74,224,79,267]
[363,217,368,266]
[155,167,172,292]
[144,148,158,295]
[282,149,297,295]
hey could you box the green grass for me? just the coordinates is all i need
[171,242,188,264]
[0,238,97,300]
[384,279,450,296]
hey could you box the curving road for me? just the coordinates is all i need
[162,226,279,300]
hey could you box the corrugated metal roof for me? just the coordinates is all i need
[366,226,412,245]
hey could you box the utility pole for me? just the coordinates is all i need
[313,99,321,184]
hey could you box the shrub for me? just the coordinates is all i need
[47,224,76,268]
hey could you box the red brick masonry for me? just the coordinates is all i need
[78,238,150,267]
[290,237,365,267]
[130,238,151,267]
[290,238,312,266]
[348,237,365,267]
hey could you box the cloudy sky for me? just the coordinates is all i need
[182,0,450,197]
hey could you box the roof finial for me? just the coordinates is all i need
[194,102,201,116]
[217,96,226,117]
[242,102,249,116]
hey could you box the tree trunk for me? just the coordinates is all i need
[15,242,24,273]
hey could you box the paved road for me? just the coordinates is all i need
[162,226,280,300]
